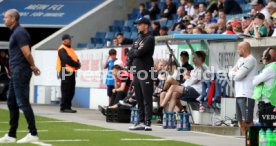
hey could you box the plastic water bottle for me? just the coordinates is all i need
[272,129,276,146]
[266,128,273,146]
[259,129,266,146]
[176,112,184,131]
[162,112,168,129]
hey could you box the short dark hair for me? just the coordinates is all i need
[139,3,145,8]
[195,51,206,62]
[109,49,117,55]
[116,32,124,37]
[180,51,189,58]
[255,13,265,20]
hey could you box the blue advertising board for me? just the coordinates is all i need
[0,0,104,27]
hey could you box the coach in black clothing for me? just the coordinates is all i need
[128,18,155,131]
[0,9,40,143]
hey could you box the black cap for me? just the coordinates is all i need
[134,17,151,25]
[62,34,72,40]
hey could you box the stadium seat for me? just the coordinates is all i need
[123,32,131,39]
[124,20,134,27]
[160,20,167,27]
[95,32,106,39]
[113,20,124,28]
[95,43,104,48]
[122,26,130,32]
[87,43,95,49]
[130,32,138,40]
[105,32,115,40]
[109,25,121,32]
[77,43,88,49]
[166,20,174,28]
[131,26,138,32]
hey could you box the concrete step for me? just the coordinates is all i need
[191,125,240,136]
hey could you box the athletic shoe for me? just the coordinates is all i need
[98,105,107,116]
[60,109,77,113]
[0,134,16,143]
[129,123,145,130]
[118,100,132,107]
[145,120,152,131]
[17,133,38,143]
[199,104,205,113]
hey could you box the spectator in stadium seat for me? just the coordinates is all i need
[192,27,204,34]
[112,37,119,47]
[218,9,226,20]
[152,21,161,36]
[207,0,218,16]
[204,10,217,24]
[229,41,257,136]
[159,51,208,113]
[0,9,40,143]
[180,0,187,9]
[244,13,268,38]
[267,1,276,18]
[198,3,206,17]
[138,3,150,19]
[232,21,243,35]
[173,16,191,31]
[206,23,219,34]
[218,0,242,14]
[242,16,253,32]
[223,24,235,34]
[186,24,194,34]
[149,0,160,20]
[116,33,133,46]
[176,6,186,23]
[217,18,227,34]
[251,0,271,21]
[160,26,169,36]
[160,0,177,20]
[186,0,195,17]
[104,49,117,106]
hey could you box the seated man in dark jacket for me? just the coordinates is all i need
[161,0,177,20]
[117,33,133,46]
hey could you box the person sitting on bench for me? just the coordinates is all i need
[158,51,208,113]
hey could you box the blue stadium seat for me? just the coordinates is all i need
[95,32,106,39]
[87,43,95,49]
[128,13,137,20]
[95,43,104,48]
[124,20,134,27]
[160,20,167,27]
[122,26,130,32]
[90,37,95,44]
[94,38,105,44]
[123,31,131,39]
[113,20,124,27]
[109,25,121,32]
[131,26,138,32]
[77,43,88,49]
[166,20,174,28]
[105,32,115,40]
[130,32,138,39]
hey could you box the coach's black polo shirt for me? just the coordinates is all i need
[9,23,31,72]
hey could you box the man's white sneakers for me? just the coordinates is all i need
[17,133,39,143]
[0,134,16,143]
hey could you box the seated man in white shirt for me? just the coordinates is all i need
[253,48,276,126]
[158,51,208,113]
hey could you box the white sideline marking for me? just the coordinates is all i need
[0,121,72,124]
[32,141,52,146]
[42,139,90,142]
[121,138,170,141]
[74,129,116,132]
[0,130,48,133]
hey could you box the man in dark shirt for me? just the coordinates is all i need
[161,0,177,20]
[57,34,81,113]
[0,9,40,144]
[149,0,160,20]
[116,33,133,46]
[128,18,155,131]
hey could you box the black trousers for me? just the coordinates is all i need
[111,91,127,106]
[60,73,76,110]
[133,75,153,123]
[7,68,37,138]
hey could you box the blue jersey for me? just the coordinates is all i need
[105,59,116,86]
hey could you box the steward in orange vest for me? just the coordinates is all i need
[56,34,80,113]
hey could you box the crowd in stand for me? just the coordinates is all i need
[111,0,276,47]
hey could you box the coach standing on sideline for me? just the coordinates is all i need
[0,9,40,143]
[128,17,155,131]
[56,34,81,113]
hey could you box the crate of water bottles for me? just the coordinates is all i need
[246,126,276,146]
[130,108,139,124]
[163,112,176,129]
[176,112,191,131]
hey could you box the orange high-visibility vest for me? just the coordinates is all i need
[56,44,79,73]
